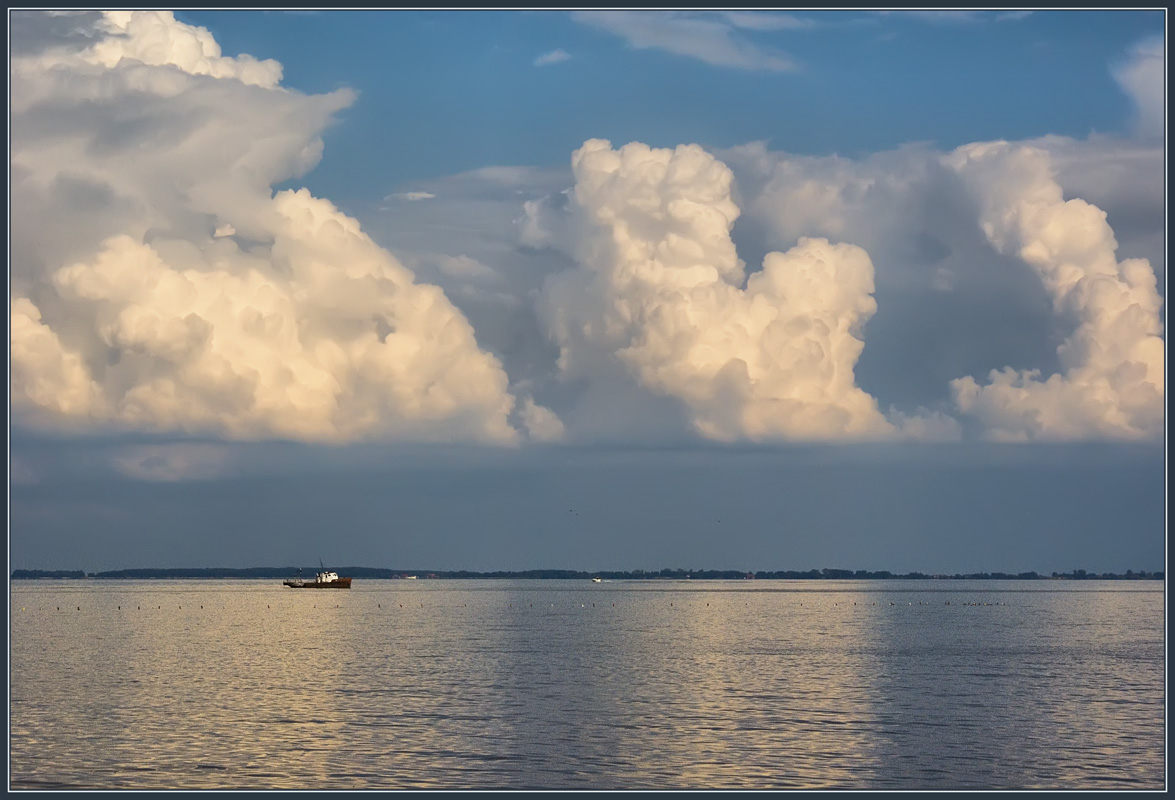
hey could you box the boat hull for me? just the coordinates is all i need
[283,577,352,589]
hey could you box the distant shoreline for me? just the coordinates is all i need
[10,567,1165,581]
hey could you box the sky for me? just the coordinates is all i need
[8,9,1167,575]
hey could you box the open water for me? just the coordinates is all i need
[8,578,1166,790]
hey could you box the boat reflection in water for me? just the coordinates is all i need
[283,567,352,589]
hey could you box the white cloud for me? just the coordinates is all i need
[519,135,1163,444]
[1112,35,1165,140]
[359,117,1162,447]
[535,139,896,443]
[720,131,1164,439]
[16,10,284,89]
[946,141,1164,441]
[1027,133,1164,282]
[535,49,571,66]
[30,12,1148,449]
[518,396,566,442]
[9,10,562,446]
[390,191,436,202]
[572,10,799,71]
[10,297,105,422]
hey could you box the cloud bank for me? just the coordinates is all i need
[10,13,1163,451]
[522,134,1162,443]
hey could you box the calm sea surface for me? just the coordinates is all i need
[9,579,1166,790]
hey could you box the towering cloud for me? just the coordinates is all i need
[536,139,895,442]
[946,141,1164,440]
[10,11,553,445]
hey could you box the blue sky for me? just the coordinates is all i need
[8,10,1167,575]
[176,9,1163,208]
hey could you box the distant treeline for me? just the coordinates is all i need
[11,566,1165,580]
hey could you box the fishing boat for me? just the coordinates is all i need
[284,566,352,589]
[592,576,602,583]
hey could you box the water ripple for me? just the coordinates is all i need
[10,579,1164,790]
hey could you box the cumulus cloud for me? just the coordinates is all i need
[518,396,566,442]
[534,49,571,66]
[572,10,799,71]
[14,10,283,89]
[713,141,1031,416]
[1028,134,1164,284]
[523,134,1161,444]
[9,10,560,445]
[1112,36,1165,139]
[535,139,896,442]
[10,297,105,423]
[946,141,1164,441]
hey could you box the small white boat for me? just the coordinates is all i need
[591,576,602,583]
